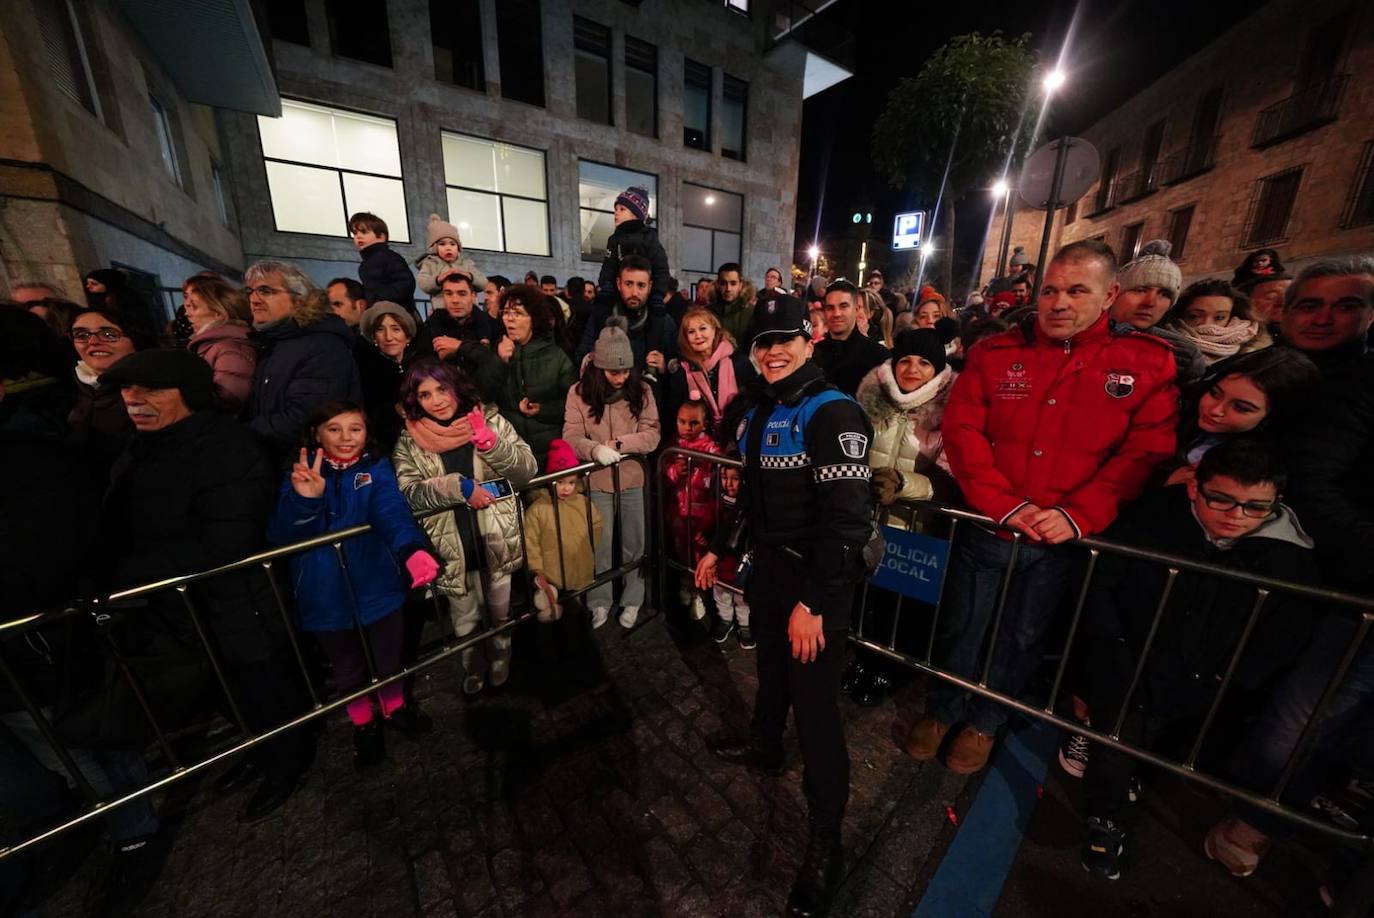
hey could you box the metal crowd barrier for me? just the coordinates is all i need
[653,445,1374,917]
[0,454,654,863]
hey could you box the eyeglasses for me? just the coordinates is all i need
[501,307,529,318]
[242,285,286,298]
[1199,489,1276,519]
[71,327,125,343]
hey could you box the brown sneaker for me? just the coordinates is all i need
[905,716,951,761]
[1203,817,1271,877]
[945,726,995,774]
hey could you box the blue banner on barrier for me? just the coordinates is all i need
[870,526,949,603]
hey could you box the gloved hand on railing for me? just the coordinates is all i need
[870,467,905,506]
[591,444,622,466]
[467,407,496,451]
[404,550,441,588]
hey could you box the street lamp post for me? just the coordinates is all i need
[1031,69,1068,285]
[992,179,1014,280]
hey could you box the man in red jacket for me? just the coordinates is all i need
[908,239,1178,774]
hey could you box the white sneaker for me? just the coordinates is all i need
[619,605,640,628]
[590,606,610,629]
[690,595,707,620]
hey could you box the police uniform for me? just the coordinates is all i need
[710,294,874,916]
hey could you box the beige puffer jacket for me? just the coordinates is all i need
[392,407,537,597]
[856,361,957,508]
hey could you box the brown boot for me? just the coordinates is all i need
[905,716,951,761]
[945,726,995,774]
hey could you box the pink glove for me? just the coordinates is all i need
[467,407,496,451]
[405,550,440,588]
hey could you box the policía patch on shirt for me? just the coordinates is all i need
[1104,370,1135,398]
[354,472,372,489]
[838,432,869,459]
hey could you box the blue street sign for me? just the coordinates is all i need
[892,211,924,251]
[869,526,949,603]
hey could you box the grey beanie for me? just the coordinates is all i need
[1117,239,1183,297]
[1010,246,1029,267]
[360,301,416,340]
[594,316,635,370]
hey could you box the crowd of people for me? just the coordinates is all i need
[1,183,1372,914]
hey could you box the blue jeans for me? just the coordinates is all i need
[0,709,159,842]
[1231,614,1374,833]
[924,525,1084,735]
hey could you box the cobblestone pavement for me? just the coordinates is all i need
[35,611,973,918]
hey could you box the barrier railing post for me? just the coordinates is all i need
[332,543,379,686]
[924,517,959,666]
[1271,611,1374,800]
[0,650,100,801]
[177,586,251,736]
[1109,569,1178,739]
[978,532,1022,687]
[95,625,184,770]
[262,560,321,708]
[1045,549,1099,713]
[1184,589,1269,769]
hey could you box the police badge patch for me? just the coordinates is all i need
[1104,372,1135,398]
[838,432,868,459]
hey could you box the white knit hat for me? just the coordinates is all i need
[1117,240,1182,297]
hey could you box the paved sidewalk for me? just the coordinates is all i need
[35,613,968,917]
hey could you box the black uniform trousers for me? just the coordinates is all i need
[747,546,850,834]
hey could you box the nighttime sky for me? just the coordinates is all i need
[794,0,1259,277]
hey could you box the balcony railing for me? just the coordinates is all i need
[1251,74,1349,148]
[1110,164,1162,206]
[1158,135,1220,185]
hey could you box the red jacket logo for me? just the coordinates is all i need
[1104,372,1135,398]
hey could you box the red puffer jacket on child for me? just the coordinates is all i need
[665,431,722,564]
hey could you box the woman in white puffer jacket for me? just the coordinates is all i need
[855,328,958,528]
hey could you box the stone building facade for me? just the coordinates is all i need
[981,0,1374,287]
[218,0,839,304]
[2,0,842,317]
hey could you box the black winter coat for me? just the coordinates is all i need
[249,315,363,459]
[596,219,670,298]
[814,331,891,397]
[1284,347,1374,593]
[354,336,409,452]
[358,241,417,318]
[103,411,285,665]
[1083,486,1319,719]
[574,301,678,370]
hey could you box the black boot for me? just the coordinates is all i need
[707,735,785,775]
[353,720,386,771]
[385,702,433,739]
[839,657,865,696]
[786,826,843,917]
[850,669,891,707]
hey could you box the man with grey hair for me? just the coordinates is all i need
[244,260,361,457]
[10,280,65,304]
[1278,254,1374,370]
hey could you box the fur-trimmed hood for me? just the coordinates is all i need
[857,361,956,433]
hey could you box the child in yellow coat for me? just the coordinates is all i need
[524,439,603,621]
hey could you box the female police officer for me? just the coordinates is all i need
[695,292,875,917]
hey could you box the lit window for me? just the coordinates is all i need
[579,162,656,262]
[256,99,409,240]
[682,183,742,273]
[443,133,549,256]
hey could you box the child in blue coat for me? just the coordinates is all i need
[268,400,440,769]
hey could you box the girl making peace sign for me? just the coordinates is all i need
[267,400,441,770]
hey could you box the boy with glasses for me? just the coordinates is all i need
[1075,439,1316,880]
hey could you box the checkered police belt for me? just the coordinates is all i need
[759,453,810,470]
[815,463,872,482]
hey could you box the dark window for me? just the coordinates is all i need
[1298,11,1350,86]
[431,0,484,90]
[1095,146,1120,212]
[1243,166,1304,247]
[682,183,743,272]
[684,59,712,151]
[1119,222,1144,261]
[625,36,657,138]
[266,0,310,46]
[722,75,747,161]
[1340,141,1374,229]
[1064,200,1078,225]
[325,0,391,67]
[211,162,231,227]
[35,0,98,115]
[149,94,182,188]
[1168,206,1195,259]
[496,0,544,107]
[574,16,612,125]
[1182,86,1223,176]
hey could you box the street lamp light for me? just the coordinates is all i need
[1043,68,1066,94]
[807,244,820,280]
[991,179,1009,198]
